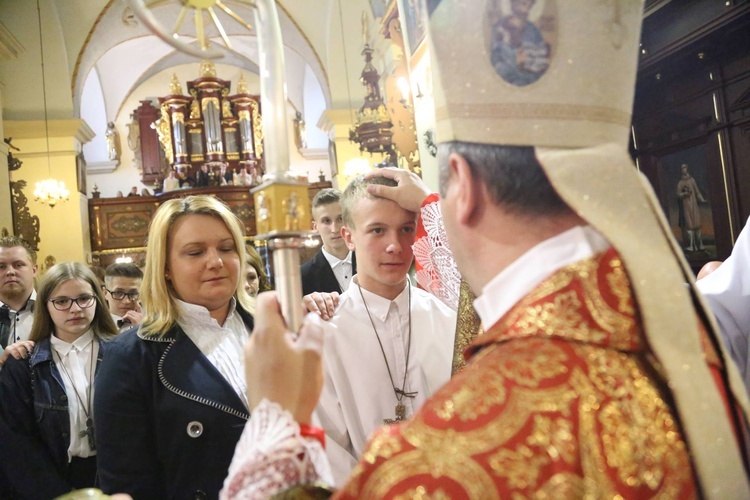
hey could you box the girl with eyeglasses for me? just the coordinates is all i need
[0,262,118,498]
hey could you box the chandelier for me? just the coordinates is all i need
[34,179,70,208]
[34,0,69,208]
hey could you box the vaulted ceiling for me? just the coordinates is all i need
[0,0,379,124]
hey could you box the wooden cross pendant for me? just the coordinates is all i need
[79,417,96,450]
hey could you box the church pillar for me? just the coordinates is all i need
[4,119,95,269]
[318,109,388,189]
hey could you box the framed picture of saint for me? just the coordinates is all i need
[399,0,428,57]
[485,0,558,87]
[656,144,717,260]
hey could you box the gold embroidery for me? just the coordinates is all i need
[359,449,499,499]
[434,360,507,421]
[606,257,634,315]
[526,415,577,465]
[497,339,569,387]
[452,280,483,374]
[393,486,451,500]
[533,472,585,498]
[488,444,550,489]
[362,430,403,464]
[513,290,606,344]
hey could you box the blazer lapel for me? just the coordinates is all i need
[314,250,342,293]
[158,328,249,420]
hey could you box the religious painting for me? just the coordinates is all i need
[400,0,428,57]
[656,143,717,260]
[485,0,557,87]
[328,140,339,178]
[76,153,87,196]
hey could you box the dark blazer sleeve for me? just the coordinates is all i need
[95,331,164,498]
[0,356,71,498]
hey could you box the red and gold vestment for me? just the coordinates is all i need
[335,248,738,499]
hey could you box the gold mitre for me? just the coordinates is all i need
[426,1,750,497]
[430,0,638,149]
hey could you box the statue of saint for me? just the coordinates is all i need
[105,122,120,162]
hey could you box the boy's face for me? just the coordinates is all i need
[342,197,416,299]
[312,202,348,257]
[104,276,141,317]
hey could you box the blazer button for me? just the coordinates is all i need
[194,490,207,500]
[61,432,69,438]
[187,421,203,438]
[60,395,67,402]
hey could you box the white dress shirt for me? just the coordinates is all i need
[1,290,37,349]
[313,276,456,485]
[163,176,180,192]
[176,298,251,409]
[697,216,750,394]
[474,225,610,331]
[321,249,353,292]
[50,330,99,460]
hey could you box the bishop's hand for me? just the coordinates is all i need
[245,292,325,424]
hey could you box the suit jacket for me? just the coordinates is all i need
[95,308,253,499]
[196,169,210,187]
[300,249,356,296]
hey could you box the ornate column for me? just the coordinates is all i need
[229,73,264,181]
[160,75,192,169]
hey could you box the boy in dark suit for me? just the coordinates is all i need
[301,189,356,296]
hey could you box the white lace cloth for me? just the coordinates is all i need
[220,399,333,499]
[413,200,461,310]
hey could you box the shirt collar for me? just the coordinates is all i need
[0,289,37,313]
[322,248,352,268]
[50,330,94,357]
[474,225,610,331]
[351,275,410,322]
[175,297,237,329]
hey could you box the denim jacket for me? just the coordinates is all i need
[0,335,111,499]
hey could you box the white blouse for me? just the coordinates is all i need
[176,298,251,409]
[50,330,99,460]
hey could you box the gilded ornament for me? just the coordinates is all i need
[199,60,217,77]
[169,74,183,95]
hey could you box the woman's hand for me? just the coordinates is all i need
[246,292,324,424]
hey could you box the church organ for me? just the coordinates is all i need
[134,61,265,190]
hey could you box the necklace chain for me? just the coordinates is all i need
[53,337,97,449]
[357,281,415,407]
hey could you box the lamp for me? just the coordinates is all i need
[348,12,397,167]
[32,0,69,208]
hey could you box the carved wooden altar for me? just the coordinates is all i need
[88,182,331,268]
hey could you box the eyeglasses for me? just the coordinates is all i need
[49,295,96,311]
[104,288,140,301]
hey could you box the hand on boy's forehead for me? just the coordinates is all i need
[353,196,417,226]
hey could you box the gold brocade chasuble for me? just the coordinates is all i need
[334,248,739,499]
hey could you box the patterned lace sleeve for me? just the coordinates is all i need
[413,194,461,310]
[220,399,334,500]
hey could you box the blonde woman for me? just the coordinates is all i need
[94,195,255,498]
[0,262,117,498]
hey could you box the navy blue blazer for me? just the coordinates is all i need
[0,335,113,499]
[94,309,253,500]
[300,249,356,296]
